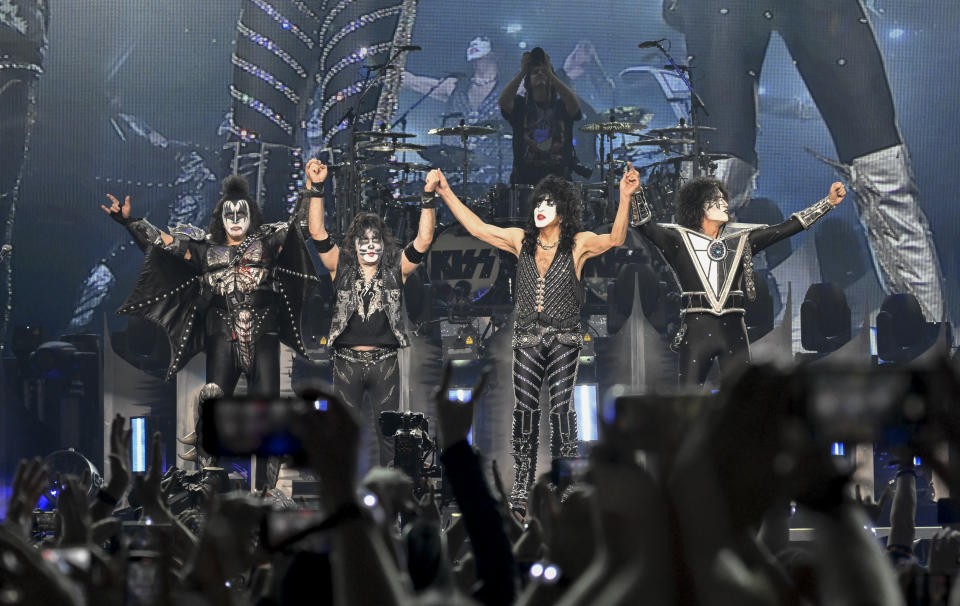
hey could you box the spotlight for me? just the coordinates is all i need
[131,417,147,473]
[447,388,474,444]
[573,384,599,442]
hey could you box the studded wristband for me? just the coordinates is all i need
[791,196,834,229]
[421,192,438,209]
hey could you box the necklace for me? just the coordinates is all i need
[537,237,559,250]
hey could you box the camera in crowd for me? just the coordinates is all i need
[379,411,441,495]
[528,46,547,66]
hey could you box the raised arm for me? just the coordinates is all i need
[102,194,179,251]
[400,170,438,279]
[401,70,456,101]
[749,182,846,252]
[435,169,523,255]
[543,51,580,118]
[305,158,340,276]
[574,162,637,271]
[498,52,529,117]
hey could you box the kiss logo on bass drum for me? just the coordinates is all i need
[427,224,503,305]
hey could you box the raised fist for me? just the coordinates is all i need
[305,158,328,186]
[828,181,846,206]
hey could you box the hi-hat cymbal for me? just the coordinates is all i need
[364,142,427,153]
[647,125,717,136]
[579,121,646,134]
[355,130,417,139]
[428,124,498,137]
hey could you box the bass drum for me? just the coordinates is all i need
[426,224,503,305]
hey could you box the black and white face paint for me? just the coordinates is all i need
[222,199,251,241]
[703,190,729,223]
[534,194,558,228]
[355,228,384,266]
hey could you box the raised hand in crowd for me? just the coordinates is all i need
[4,456,48,539]
[292,389,408,606]
[91,414,131,522]
[56,471,92,547]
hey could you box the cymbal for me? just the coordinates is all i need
[428,124,498,137]
[355,130,417,139]
[364,142,427,153]
[647,125,717,136]
[580,121,646,134]
[630,137,694,146]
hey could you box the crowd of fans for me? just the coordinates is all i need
[2,358,960,606]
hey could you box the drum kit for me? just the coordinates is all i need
[324,107,719,313]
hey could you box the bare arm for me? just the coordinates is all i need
[401,70,455,101]
[435,169,523,255]
[305,158,340,276]
[574,162,637,270]
[498,53,530,116]
[401,171,438,279]
[545,53,581,117]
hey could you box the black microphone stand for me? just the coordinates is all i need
[336,46,417,223]
[650,41,711,177]
[390,73,453,130]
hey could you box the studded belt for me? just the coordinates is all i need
[680,292,745,314]
[334,347,398,365]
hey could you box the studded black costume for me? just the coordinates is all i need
[635,195,834,386]
[117,218,312,395]
[329,247,411,471]
[510,247,584,506]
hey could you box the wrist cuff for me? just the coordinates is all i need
[313,236,334,253]
[404,241,426,264]
[421,192,438,209]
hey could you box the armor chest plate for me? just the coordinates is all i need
[204,240,269,295]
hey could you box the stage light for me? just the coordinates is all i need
[131,417,147,473]
[573,384,599,442]
[543,565,560,582]
[314,399,328,411]
[831,442,845,456]
[448,388,474,444]
[448,388,472,403]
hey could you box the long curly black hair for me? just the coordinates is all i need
[521,175,583,255]
[208,175,265,244]
[674,176,728,231]
[338,212,399,274]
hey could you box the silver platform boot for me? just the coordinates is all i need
[839,144,946,321]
